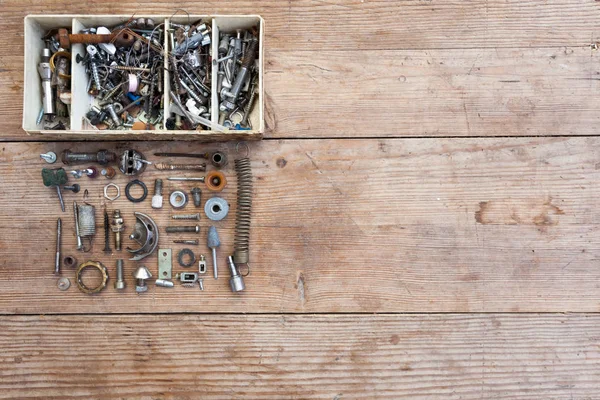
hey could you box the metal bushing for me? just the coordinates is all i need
[210,151,228,168]
[63,255,77,268]
[76,261,109,294]
[204,197,229,221]
[177,248,196,268]
[205,171,227,191]
[125,179,148,203]
[169,190,188,209]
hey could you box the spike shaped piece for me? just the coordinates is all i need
[207,226,221,280]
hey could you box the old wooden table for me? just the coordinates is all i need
[1,1,599,398]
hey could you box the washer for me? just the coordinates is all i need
[125,179,148,203]
[177,248,196,268]
[170,190,188,209]
[204,197,229,221]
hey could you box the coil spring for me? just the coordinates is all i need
[234,158,253,264]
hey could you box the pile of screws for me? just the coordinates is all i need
[217,29,259,130]
[74,19,165,130]
[37,18,261,132]
[166,21,212,130]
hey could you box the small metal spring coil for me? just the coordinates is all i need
[233,158,253,264]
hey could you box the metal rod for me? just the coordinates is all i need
[73,201,83,250]
[55,218,62,275]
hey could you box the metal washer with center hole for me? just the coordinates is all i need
[170,190,188,209]
[204,197,229,221]
[177,248,196,267]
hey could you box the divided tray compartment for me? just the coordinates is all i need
[23,14,264,141]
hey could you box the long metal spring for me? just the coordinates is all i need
[233,158,253,264]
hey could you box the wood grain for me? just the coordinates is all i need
[0,314,598,399]
[265,47,600,138]
[2,2,600,140]
[0,138,598,313]
[3,46,599,140]
[2,0,598,51]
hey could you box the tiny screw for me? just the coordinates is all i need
[57,277,71,291]
[40,152,57,164]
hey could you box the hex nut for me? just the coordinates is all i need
[104,183,120,201]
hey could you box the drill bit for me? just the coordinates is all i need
[207,226,221,280]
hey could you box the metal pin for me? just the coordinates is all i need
[55,218,62,275]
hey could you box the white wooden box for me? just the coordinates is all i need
[23,14,264,141]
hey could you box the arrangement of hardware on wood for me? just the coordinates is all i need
[43,147,253,295]
[23,14,264,138]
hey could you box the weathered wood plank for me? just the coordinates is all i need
[2,0,598,51]
[2,1,600,140]
[0,138,598,313]
[0,314,598,399]
[2,46,599,140]
[265,47,600,138]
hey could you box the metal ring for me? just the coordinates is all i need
[104,183,120,201]
[235,142,250,157]
[170,190,188,209]
[76,261,109,294]
[125,179,148,203]
[204,197,229,221]
[177,248,196,267]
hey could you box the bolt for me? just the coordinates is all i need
[173,239,199,245]
[105,104,121,126]
[111,209,124,251]
[191,187,202,207]
[171,213,200,221]
[133,266,152,293]
[227,256,245,292]
[63,184,80,193]
[103,210,111,253]
[61,149,116,165]
[40,151,57,164]
[165,225,200,234]
[114,259,126,290]
[151,179,163,209]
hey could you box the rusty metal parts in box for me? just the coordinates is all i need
[23,15,264,140]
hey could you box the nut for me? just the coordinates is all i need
[104,183,120,201]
